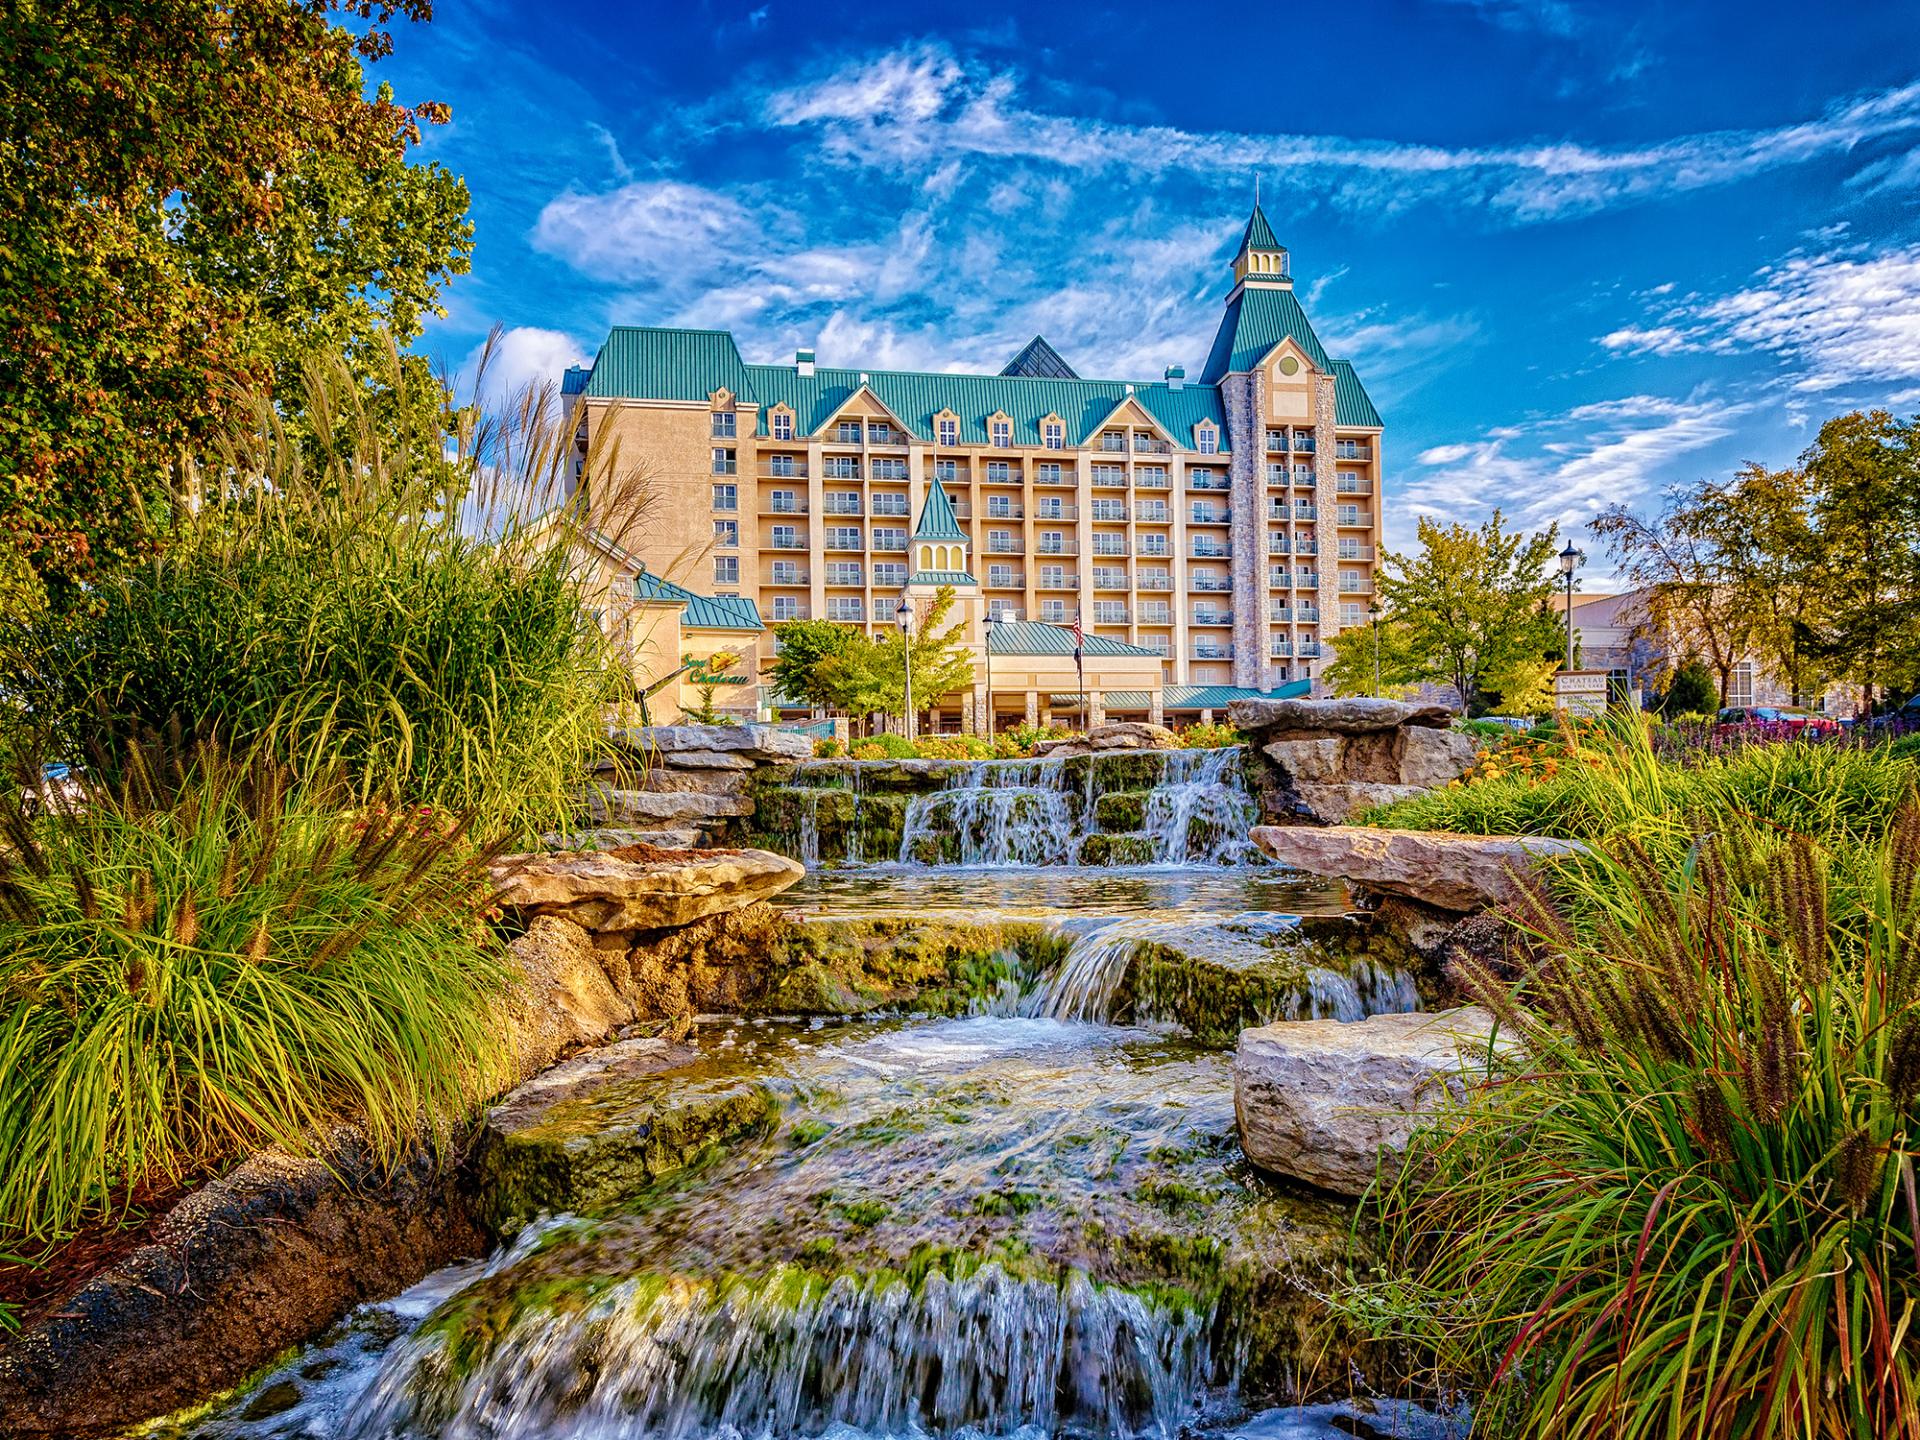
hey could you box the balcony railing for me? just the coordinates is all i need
[1037,574,1079,590]
[1094,607,1130,624]
[987,607,1025,622]
[1335,443,1371,461]
[768,536,809,550]
[871,500,910,518]
[822,537,862,552]
[766,498,808,514]
[1133,436,1173,454]
[1137,573,1172,591]
[822,499,862,516]
[1298,641,1323,658]
[1293,571,1320,588]
[1336,477,1374,495]
[1136,541,1171,557]
[1035,471,1076,487]
[1294,503,1318,521]
[1192,611,1234,627]
[1034,504,1077,521]
[1092,572,1129,590]
[1135,505,1170,521]
[1135,472,1170,489]
[872,537,909,553]
[1337,510,1374,528]
[1190,576,1231,592]
[1339,578,1375,594]
[1187,474,1230,491]
[1035,539,1079,555]
[1269,605,1293,622]
[1297,606,1321,623]
[1193,644,1234,660]
[986,539,1022,554]
[768,570,809,586]
[984,505,1024,521]
[1270,640,1292,657]
[1189,508,1229,525]
[770,606,810,622]
[1295,435,1317,454]
[1090,469,1128,489]
[1191,542,1228,558]
[758,461,808,478]
[984,572,1025,589]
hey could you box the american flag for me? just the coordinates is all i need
[1069,614,1084,655]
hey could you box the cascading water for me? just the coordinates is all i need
[897,748,1262,868]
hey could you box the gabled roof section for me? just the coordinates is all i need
[987,620,1158,658]
[907,569,976,586]
[584,327,755,403]
[1240,203,1284,255]
[1330,360,1383,429]
[913,474,967,543]
[1000,335,1080,380]
[1199,285,1332,382]
[632,568,764,631]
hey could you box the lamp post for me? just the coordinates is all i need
[896,596,915,743]
[981,609,997,739]
[1557,542,1584,671]
[1368,603,1382,697]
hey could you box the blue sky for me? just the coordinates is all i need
[379,0,1920,566]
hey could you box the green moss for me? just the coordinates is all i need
[788,1117,833,1147]
[1092,790,1151,831]
[836,1198,891,1227]
[970,1187,1044,1217]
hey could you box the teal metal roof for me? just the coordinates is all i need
[913,474,967,542]
[1240,203,1284,255]
[632,568,764,631]
[1200,285,1332,382]
[1330,361,1382,429]
[584,327,754,403]
[906,570,976,586]
[987,620,1158,657]
[1165,682,1311,709]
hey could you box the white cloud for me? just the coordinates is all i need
[1598,242,1920,393]
[758,44,1920,223]
[461,326,590,412]
[532,180,763,285]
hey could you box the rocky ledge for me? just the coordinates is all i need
[1030,720,1179,757]
[1229,698,1478,825]
[1234,1007,1512,1196]
[490,844,804,932]
[1251,824,1586,913]
[591,724,814,844]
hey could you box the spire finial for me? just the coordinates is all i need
[1254,172,1261,206]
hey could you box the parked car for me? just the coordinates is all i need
[1714,706,1842,738]
[19,761,84,817]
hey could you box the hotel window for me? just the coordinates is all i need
[825,491,861,515]
[770,489,800,513]
[1091,499,1126,521]
[1136,465,1167,487]
[1138,535,1168,556]
[1196,428,1217,454]
[1043,421,1065,450]
[986,461,1012,483]
[1041,564,1066,587]
[1091,465,1125,487]
[934,459,958,481]
[1093,566,1127,588]
[1265,429,1284,451]
[1338,505,1362,526]
[827,598,864,622]
[988,564,1015,587]
[1100,431,1124,452]
[989,600,1018,621]
[871,493,908,517]
[1266,464,1287,485]
[711,483,737,511]
[1139,602,1170,624]
[1145,636,1171,657]
[1036,462,1065,484]
[771,525,798,548]
[871,457,908,480]
[711,410,736,438]
[773,595,800,621]
[713,556,738,586]
[988,529,1013,552]
[1092,535,1126,556]
[711,447,736,475]
[1036,497,1065,519]
[713,520,737,547]
[870,422,895,444]
[1095,602,1127,624]
[1038,531,1067,554]
[767,453,798,478]
[828,562,861,585]
[987,496,1013,518]
[771,411,794,441]
[1730,663,1755,706]
[1041,600,1067,622]
[827,527,862,551]
[771,561,799,584]
[824,456,861,479]
[991,419,1012,448]
[1137,501,1168,521]
[873,527,907,551]
[835,421,863,443]
[937,417,958,447]
[873,562,907,587]
[1341,603,1365,627]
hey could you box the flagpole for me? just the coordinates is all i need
[1075,608,1085,732]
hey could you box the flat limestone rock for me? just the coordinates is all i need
[593,788,755,823]
[1235,1007,1509,1195]
[1032,722,1179,757]
[612,724,813,762]
[1229,697,1454,735]
[491,847,804,932]
[1251,824,1585,911]
[541,828,702,852]
[660,750,758,770]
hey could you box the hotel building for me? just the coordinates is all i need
[564,204,1385,728]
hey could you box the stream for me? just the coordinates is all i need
[140,748,1466,1440]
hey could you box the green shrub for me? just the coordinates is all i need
[1173,720,1241,749]
[0,749,511,1250]
[812,737,845,759]
[1368,813,1920,1437]
[915,734,994,760]
[2,346,642,840]
[849,732,920,760]
[1659,658,1718,716]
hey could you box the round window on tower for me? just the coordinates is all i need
[1277,355,1301,377]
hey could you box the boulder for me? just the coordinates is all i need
[591,788,755,824]
[1235,1007,1508,1195]
[1032,722,1179,758]
[491,847,804,933]
[1395,726,1479,788]
[1260,737,1345,784]
[495,915,637,1079]
[1251,825,1586,912]
[1229,697,1454,735]
[540,827,701,852]
[634,766,750,797]
[1289,782,1429,825]
[612,724,812,763]
[659,749,758,770]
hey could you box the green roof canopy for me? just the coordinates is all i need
[633,568,764,631]
[986,620,1157,658]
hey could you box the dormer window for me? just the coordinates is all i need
[937,417,958,447]
[710,409,736,438]
[1197,427,1218,455]
[1043,420,1065,450]
[991,418,1012,448]
[771,410,794,441]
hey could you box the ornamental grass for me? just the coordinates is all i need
[1369,810,1920,1439]
[0,743,513,1253]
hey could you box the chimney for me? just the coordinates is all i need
[796,348,815,378]
[1165,365,1186,391]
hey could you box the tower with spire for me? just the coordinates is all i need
[1231,200,1291,288]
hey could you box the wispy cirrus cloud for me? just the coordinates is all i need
[756,43,1920,222]
[1600,242,1920,393]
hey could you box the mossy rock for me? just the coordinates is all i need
[1093,790,1150,831]
[1075,832,1158,866]
[1087,751,1173,793]
[768,915,1069,1016]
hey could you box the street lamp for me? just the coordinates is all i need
[981,609,998,739]
[1368,603,1382,697]
[896,596,915,743]
[1557,542,1585,671]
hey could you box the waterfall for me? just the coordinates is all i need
[341,1264,1213,1440]
[897,748,1261,868]
[898,757,1079,867]
[1023,917,1421,1027]
[1140,749,1262,865]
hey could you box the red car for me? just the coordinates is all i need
[1715,706,1842,738]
